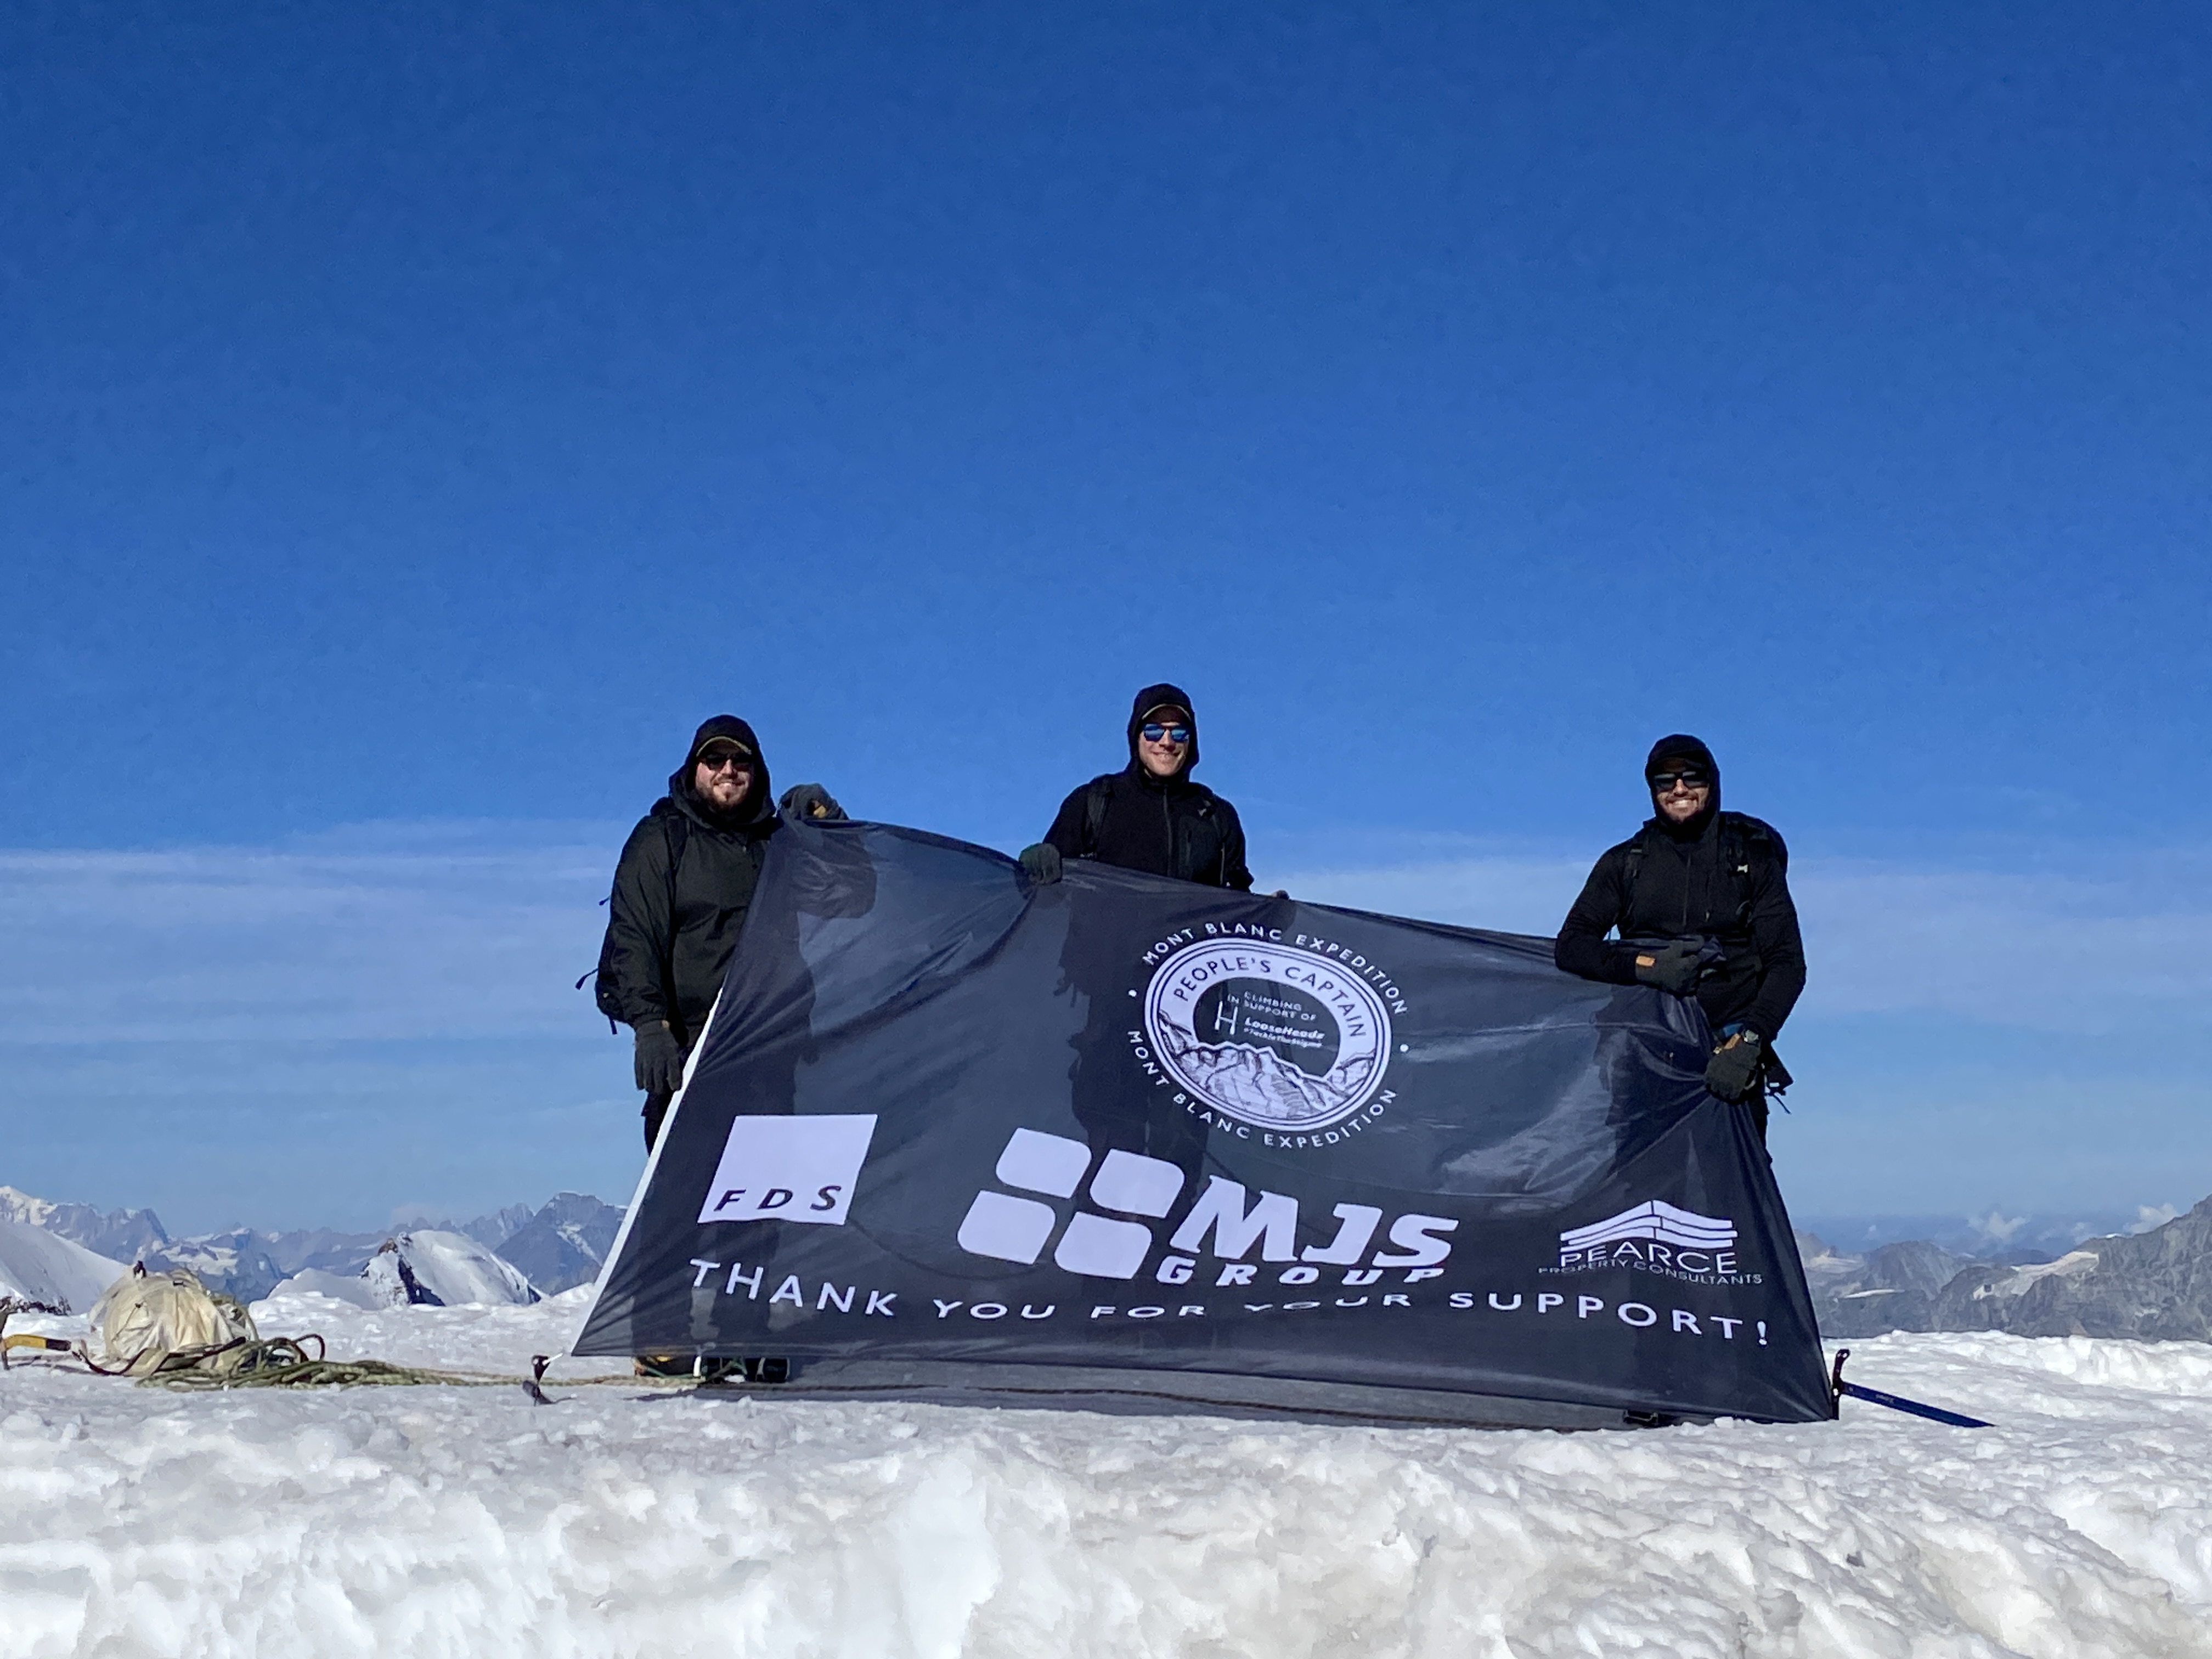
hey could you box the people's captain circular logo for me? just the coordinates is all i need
[1142,940,1393,1131]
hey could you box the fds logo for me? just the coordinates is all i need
[957,1127,1459,1283]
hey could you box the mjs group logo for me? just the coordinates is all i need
[1132,926,1407,1149]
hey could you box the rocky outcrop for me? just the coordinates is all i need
[461,1204,535,1250]
[1813,1198,2212,1342]
[143,1227,288,1303]
[494,1194,625,1295]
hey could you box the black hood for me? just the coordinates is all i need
[1126,682,1199,777]
[669,714,775,831]
[1644,732,1719,839]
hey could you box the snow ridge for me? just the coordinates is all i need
[0,1219,127,1312]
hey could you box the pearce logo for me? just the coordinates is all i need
[1554,1200,1743,1278]
[1141,937,1393,1135]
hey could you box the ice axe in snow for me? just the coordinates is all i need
[0,1297,75,1369]
[1830,1349,1991,1429]
[2,1332,76,1367]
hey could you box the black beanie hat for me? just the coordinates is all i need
[673,714,772,823]
[1126,682,1199,772]
[687,714,760,765]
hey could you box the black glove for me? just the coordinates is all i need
[1633,940,1704,997]
[633,1020,687,1094]
[1018,842,1063,884]
[1705,1033,1764,1103]
[779,783,846,822]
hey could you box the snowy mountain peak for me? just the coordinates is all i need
[0,1187,169,1261]
[356,1231,539,1308]
[1814,1193,2212,1340]
[3,1187,625,1305]
[0,1186,58,1227]
[0,1219,128,1313]
[458,1203,535,1249]
[494,1194,624,1294]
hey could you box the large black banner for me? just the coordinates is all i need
[575,818,1834,1426]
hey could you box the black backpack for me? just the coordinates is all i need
[1621,811,1785,934]
[591,811,690,1025]
[1078,774,1223,882]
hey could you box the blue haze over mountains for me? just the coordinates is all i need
[0,1187,625,1301]
[13,1180,2212,1346]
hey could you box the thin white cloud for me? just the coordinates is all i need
[1791,862,2212,1026]
[1283,849,2212,1033]
[5,826,2210,1048]
[0,825,624,1043]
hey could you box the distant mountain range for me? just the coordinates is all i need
[1793,1205,2176,1263]
[1803,1195,2212,1341]
[14,1177,2212,1342]
[0,1188,167,1261]
[0,1185,624,1301]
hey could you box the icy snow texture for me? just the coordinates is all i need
[266,1268,383,1310]
[0,1218,126,1312]
[2,1292,2209,1658]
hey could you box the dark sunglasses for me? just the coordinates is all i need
[697,751,754,774]
[1140,723,1192,743]
[1648,769,1711,791]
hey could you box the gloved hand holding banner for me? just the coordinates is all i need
[575,817,1833,1427]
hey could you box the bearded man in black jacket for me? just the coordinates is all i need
[1020,683,1253,890]
[1554,735,1805,1138]
[595,715,842,1150]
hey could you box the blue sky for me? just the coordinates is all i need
[5,3,2210,1234]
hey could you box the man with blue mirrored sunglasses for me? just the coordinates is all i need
[1021,681,1252,891]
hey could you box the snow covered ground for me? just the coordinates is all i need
[3,1289,2209,1658]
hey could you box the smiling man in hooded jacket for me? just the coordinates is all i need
[1017,685,1251,1178]
[1554,735,1805,1138]
[1021,682,1253,890]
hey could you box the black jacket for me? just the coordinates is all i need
[1043,682,1254,890]
[1554,738,1806,1042]
[596,720,780,1045]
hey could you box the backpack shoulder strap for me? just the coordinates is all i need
[1082,775,1114,853]
[1620,828,1650,899]
[1716,812,1784,927]
[653,811,693,1035]
[661,810,690,913]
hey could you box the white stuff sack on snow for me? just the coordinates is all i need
[90,1264,255,1376]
